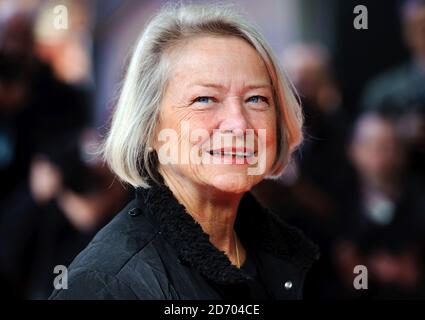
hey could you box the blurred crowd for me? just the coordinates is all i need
[254,0,425,299]
[0,0,424,299]
[0,4,131,299]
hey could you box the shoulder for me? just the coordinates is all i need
[266,208,320,271]
[49,268,139,300]
[237,193,320,273]
[49,199,167,300]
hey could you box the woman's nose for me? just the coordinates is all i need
[218,98,248,135]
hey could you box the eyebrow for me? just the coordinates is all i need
[244,83,272,90]
[189,82,272,90]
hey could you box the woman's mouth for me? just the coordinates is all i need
[205,148,257,164]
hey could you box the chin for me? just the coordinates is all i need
[208,171,260,194]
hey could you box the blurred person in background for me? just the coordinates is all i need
[0,9,130,299]
[361,0,425,178]
[0,129,131,299]
[280,43,349,212]
[334,112,425,299]
[0,12,90,205]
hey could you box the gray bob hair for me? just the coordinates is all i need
[102,2,303,188]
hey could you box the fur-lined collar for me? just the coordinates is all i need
[135,181,319,285]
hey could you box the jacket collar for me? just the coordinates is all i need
[135,180,319,285]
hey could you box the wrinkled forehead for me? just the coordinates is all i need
[164,35,272,90]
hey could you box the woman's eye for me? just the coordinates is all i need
[247,95,268,104]
[193,96,214,104]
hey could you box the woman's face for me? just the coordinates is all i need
[155,35,277,194]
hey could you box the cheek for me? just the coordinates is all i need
[190,114,215,131]
[265,130,277,168]
[257,117,277,151]
[186,115,218,146]
[265,128,277,150]
[263,119,278,169]
[157,107,179,134]
[158,107,211,138]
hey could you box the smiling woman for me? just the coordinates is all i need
[49,2,319,300]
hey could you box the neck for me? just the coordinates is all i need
[159,169,246,267]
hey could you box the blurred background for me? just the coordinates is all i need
[0,0,424,299]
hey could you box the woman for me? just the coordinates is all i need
[50,3,319,300]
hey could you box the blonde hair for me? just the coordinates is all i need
[102,2,303,188]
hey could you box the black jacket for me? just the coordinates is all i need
[50,182,319,300]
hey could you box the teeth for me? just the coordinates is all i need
[209,151,254,157]
[232,152,246,157]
